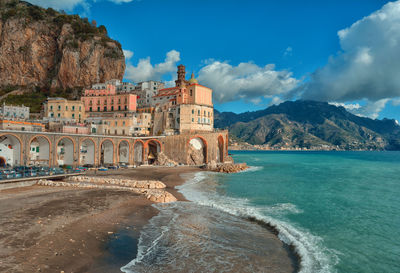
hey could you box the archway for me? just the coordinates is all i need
[118,140,130,164]
[57,137,74,166]
[147,140,160,165]
[29,136,50,166]
[188,137,207,165]
[0,156,6,167]
[134,141,144,166]
[0,134,22,166]
[100,139,114,166]
[80,138,95,167]
[218,135,224,163]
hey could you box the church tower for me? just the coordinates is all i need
[175,64,187,87]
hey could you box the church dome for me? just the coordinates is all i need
[188,72,198,84]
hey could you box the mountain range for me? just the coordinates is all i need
[214,100,400,150]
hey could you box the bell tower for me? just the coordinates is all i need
[175,64,187,87]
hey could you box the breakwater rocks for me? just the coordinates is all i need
[204,161,248,173]
[36,177,177,203]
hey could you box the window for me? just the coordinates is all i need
[125,105,127,110]
[90,107,92,112]
[118,106,121,111]
[198,110,200,115]
[208,112,210,117]
[50,113,54,117]
[111,106,114,111]
[111,99,114,104]
[97,107,100,111]
[122,129,125,135]
[190,90,193,96]
[192,118,194,122]
[50,105,53,110]
[72,114,75,118]
[58,105,61,110]
[115,121,117,126]
[204,111,206,116]
[72,106,75,111]
[115,130,117,135]
[57,113,60,117]
[197,117,200,123]
[123,121,125,126]
[66,106,68,110]
[79,106,81,111]
[192,109,194,114]
[118,98,121,104]
[104,106,107,111]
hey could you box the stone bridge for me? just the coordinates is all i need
[0,130,229,167]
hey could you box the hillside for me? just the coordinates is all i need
[0,0,125,111]
[215,100,400,150]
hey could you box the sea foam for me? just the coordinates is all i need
[176,171,339,273]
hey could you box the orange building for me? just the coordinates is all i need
[81,84,137,114]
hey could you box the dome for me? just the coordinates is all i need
[188,72,198,84]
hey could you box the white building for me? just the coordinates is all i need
[0,103,29,120]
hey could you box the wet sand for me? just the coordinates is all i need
[0,166,297,273]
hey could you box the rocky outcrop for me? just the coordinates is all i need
[37,177,177,203]
[205,160,248,173]
[0,1,125,90]
[187,145,205,165]
[155,152,178,166]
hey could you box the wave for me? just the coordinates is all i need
[177,172,339,273]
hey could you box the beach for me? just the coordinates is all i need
[0,166,297,273]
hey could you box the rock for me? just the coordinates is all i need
[155,152,178,166]
[187,145,205,165]
[204,162,248,173]
[0,2,125,90]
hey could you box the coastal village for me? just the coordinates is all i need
[0,65,239,171]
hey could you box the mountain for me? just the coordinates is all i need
[215,100,400,150]
[0,0,125,91]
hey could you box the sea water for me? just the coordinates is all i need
[122,151,400,273]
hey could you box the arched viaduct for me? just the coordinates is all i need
[0,130,229,167]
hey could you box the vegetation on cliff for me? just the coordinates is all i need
[215,100,400,150]
[0,0,126,112]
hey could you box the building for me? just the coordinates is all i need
[0,120,44,132]
[0,103,29,120]
[43,98,86,123]
[81,84,137,116]
[152,65,214,135]
[133,81,164,108]
[48,122,90,135]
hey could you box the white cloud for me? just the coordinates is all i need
[299,1,400,104]
[27,0,135,11]
[197,61,299,103]
[27,0,86,11]
[123,49,134,60]
[125,50,180,82]
[330,99,389,119]
[283,46,293,57]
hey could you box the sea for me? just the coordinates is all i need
[120,151,400,273]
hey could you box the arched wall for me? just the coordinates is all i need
[100,138,115,165]
[118,140,130,164]
[0,133,23,166]
[56,136,75,166]
[79,138,96,166]
[28,135,51,166]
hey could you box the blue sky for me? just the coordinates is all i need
[29,0,400,121]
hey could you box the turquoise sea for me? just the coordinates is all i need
[122,151,400,273]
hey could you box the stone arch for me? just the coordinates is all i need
[0,133,23,166]
[28,135,51,166]
[133,140,144,166]
[187,136,207,165]
[56,136,75,166]
[218,135,224,163]
[79,138,96,167]
[118,139,130,164]
[0,156,6,167]
[144,139,162,165]
[100,138,115,166]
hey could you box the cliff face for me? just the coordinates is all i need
[0,1,125,90]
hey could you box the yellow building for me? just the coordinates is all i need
[92,112,153,136]
[43,98,86,123]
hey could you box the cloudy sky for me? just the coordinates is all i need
[28,0,400,121]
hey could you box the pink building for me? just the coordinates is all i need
[81,84,137,113]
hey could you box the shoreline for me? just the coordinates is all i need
[0,166,300,273]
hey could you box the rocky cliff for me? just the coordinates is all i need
[0,0,125,91]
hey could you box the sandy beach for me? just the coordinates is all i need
[0,166,297,273]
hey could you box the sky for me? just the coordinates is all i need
[27,0,400,121]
